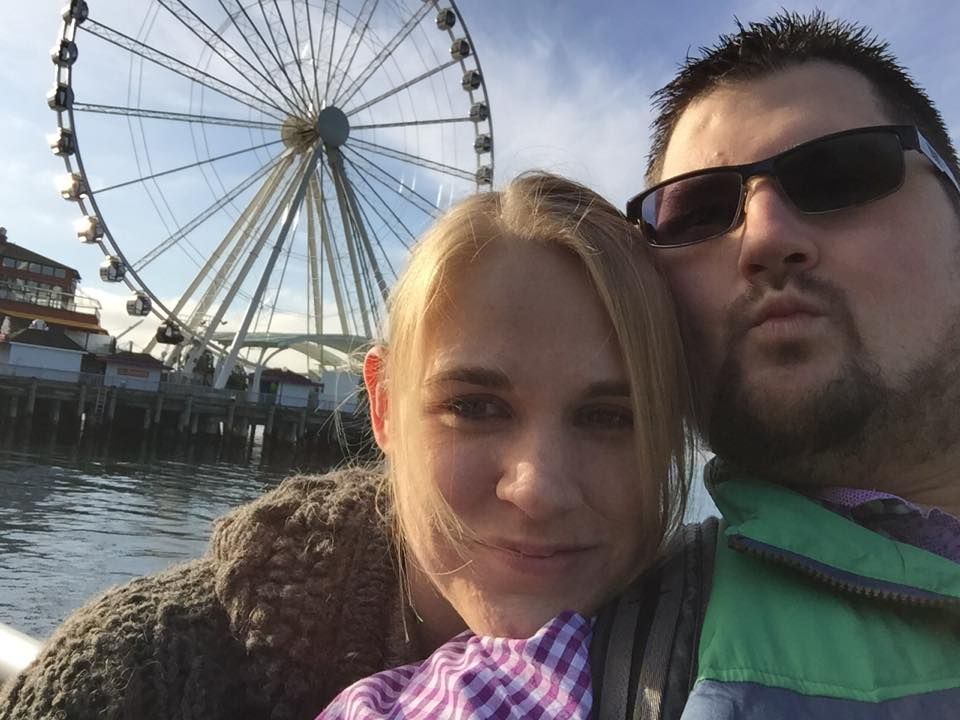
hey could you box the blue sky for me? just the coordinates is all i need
[2,0,959,349]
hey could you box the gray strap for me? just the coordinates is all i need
[634,536,688,720]
[595,589,644,720]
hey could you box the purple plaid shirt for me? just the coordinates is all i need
[317,610,593,720]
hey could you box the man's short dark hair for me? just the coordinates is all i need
[646,11,960,187]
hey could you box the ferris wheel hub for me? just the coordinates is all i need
[316,106,350,148]
[281,115,317,153]
[280,106,350,154]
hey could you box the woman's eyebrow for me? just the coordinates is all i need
[424,366,512,389]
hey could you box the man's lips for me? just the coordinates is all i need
[750,296,825,327]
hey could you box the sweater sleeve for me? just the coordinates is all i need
[0,559,249,720]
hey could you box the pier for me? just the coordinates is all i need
[0,365,370,458]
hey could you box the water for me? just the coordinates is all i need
[0,438,717,641]
[0,438,306,639]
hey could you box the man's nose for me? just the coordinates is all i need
[496,428,581,521]
[735,177,821,286]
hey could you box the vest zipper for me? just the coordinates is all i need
[728,534,960,609]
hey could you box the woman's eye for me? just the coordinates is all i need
[437,397,510,422]
[576,406,633,430]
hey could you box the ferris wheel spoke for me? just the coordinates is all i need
[255,0,312,112]
[127,111,203,270]
[300,0,323,110]
[344,58,458,118]
[74,102,283,131]
[287,0,315,109]
[132,152,286,271]
[231,0,309,113]
[216,0,299,114]
[353,239,383,331]
[348,136,475,182]
[341,144,439,217]
[328,0,380,103]
[269,0,313,109]
[91,138,283,195]
[81,20,286,120]
[346,176,400,281]
[341,153,415,248]
[157,0,303,116]
[351,116,473,130]
[156,0,294,115]
[347,184,412,272]
[334,0,434,108]
[322,0,341,106]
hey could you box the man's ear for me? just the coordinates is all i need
[363,346,390,452]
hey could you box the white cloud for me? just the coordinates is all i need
[472,23,661,207]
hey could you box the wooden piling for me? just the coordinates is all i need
[25,381,37,418]
[153,394,164,423]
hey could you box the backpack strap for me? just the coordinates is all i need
[591,517,719,720]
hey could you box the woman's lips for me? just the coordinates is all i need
[474,539,596,577]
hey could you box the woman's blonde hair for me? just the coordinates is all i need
[375,171,694,581]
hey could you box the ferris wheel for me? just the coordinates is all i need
[49,0,493,387]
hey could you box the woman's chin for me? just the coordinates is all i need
[463,596,584,639]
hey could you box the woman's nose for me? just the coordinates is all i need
[495,429,582,520]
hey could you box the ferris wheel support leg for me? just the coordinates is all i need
[305,180,324,339]
[248,347,269,401]
[143,155,290,357]
[179,155,296,375]
[193,160,303,381]
[213,146,323,389]
[336,157,390,302]
[312,174,350,334]
[327,147,372,338]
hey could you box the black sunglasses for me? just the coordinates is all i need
[626,125,960,248]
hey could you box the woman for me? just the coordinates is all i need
[0,173,692,720]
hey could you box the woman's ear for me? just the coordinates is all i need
[363,346,390,452]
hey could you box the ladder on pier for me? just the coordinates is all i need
[92,387,107,424]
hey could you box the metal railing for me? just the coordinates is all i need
[0,622,40,683]
[0,363,362,413]
[0,279,101,319]
[0,364,104,386]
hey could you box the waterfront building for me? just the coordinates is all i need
[103,351,170,392]
[0,324,86,383]
[0,226,111,354]
[255,367,317,408]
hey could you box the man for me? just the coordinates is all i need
[600,9,960,720]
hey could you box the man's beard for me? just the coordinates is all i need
[701,276,960,487]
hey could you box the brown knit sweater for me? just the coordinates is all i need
[0,467,423,720]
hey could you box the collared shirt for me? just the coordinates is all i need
[815,487,960,564]
[317,610,593,720]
